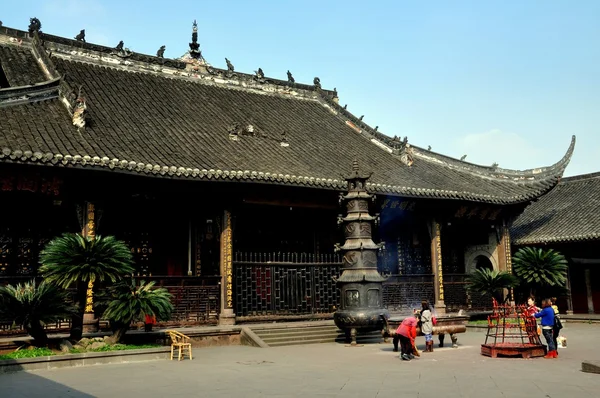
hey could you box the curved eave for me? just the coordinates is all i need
[315,89,575,183]
[412,135,576,182]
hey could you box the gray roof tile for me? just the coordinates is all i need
[0,28,576,205]
[512,173,600,244]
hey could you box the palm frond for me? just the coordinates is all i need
[101,279,174,325]
[513,247,568,288]
[465,269,518,300]
[0,281,77,331]
[39,233,135,289]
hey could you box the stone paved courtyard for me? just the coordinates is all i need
[1,323,599,397]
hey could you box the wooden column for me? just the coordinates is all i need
[219,210,235,325]
[82,202,98,332]
[430,219,446,314]
[565,265,574,315]
[496,222,514,302]
[585,268,595,314]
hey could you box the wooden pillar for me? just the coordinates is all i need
[585,268,595,314]
[430,219,446,314]
[565,265,574,315]
[496,222,514,302]
[82,202,98,332]
[219,210,235,325]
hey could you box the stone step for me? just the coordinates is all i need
[253,324,384,347]
[253,326,338,336]
[260,331,340,344]
[268,338,342,347]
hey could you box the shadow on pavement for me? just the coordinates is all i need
[0,368,95,398]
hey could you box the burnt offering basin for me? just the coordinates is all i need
[384,314,468,348]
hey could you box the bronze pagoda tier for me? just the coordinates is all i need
[334,160,389,345]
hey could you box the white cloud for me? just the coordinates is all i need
[453,129,547,171]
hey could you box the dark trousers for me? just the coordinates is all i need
[542,328,556,352]
[552,326,560,349]
[399,335,412,355]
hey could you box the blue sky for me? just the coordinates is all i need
[3,1,599,176]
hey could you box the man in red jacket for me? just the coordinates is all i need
[397,310,418,361]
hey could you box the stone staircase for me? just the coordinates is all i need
[250,324,385,347]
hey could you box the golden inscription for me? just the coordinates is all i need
[223,212,234,309]
[435,222,444,300]
[85,280,94,313]
[84,203,96,313]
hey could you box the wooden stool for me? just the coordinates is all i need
[166,330,193,361]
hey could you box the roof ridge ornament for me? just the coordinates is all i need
[287,70,295,84]
[113,40,132,58]
[313,77,321,89]
[254,67,266,82]
[28,17,42,36]
[75,29,85,42]
[72,85,87,130]
[156,45,166,58]
[226,58,234,73]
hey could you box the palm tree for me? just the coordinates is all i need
[513,247,568,297]
[100,279,173,344]
[465,268,519,303]
[38,233,134,341]
[0,281,77,347]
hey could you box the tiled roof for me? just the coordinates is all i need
[511,172,600,245]
[0,43,47,87]
[0,26,576,205]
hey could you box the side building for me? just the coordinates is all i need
[0,20,575,328]
[512,172,600,314]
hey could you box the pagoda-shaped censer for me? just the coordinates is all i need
[334,160,389,345]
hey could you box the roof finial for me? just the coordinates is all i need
[189,20,201,59]
[352,158,359,172]
[157,45,166,58]
[287,70,295,83]
[460,154,467,161]
[427,145,431,151]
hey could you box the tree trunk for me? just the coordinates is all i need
[69,282,87,341]
[26,322,48,347]
[105,325,129,345]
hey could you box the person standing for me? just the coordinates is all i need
[551,297,562,354]
[420,301,434,352]
[524,296,541,344]
[534,298,557,359]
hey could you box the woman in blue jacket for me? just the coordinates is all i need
[534,298,557,358]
